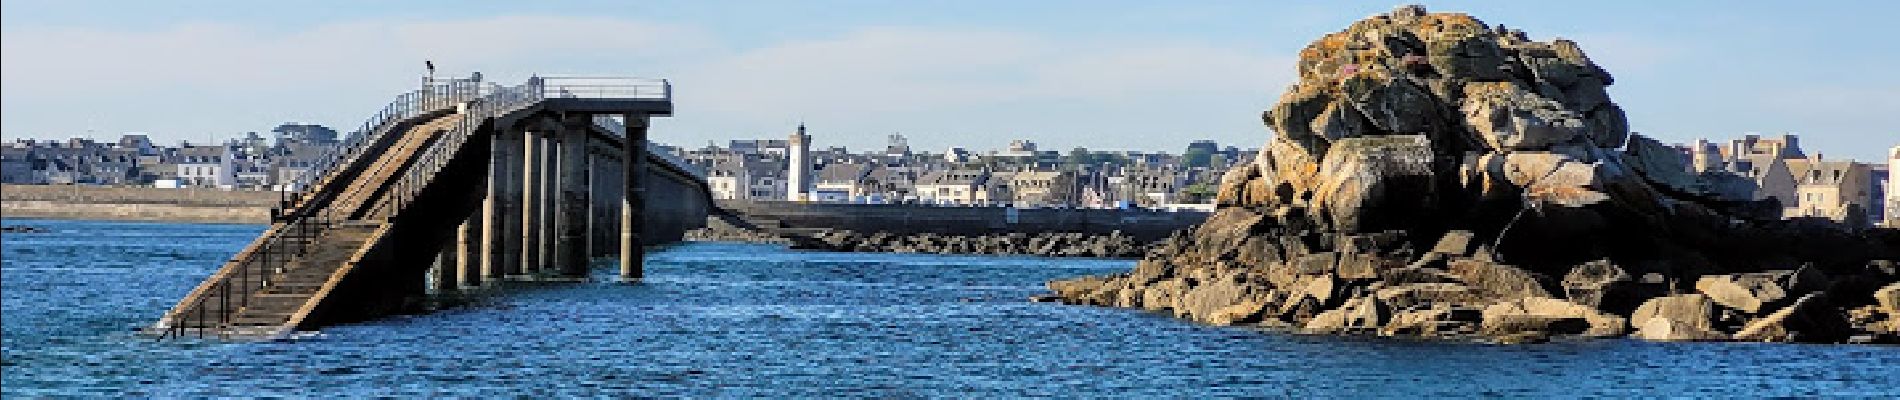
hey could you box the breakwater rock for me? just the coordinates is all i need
[797,230,1147,258]
[1046,5,1900,344]
[685,216,794,245]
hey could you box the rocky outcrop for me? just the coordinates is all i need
[685,216,794,244]
[1045,5,1899,344]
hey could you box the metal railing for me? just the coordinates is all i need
[384,76,673,216]
[161,215,329,339]
[285,77,491,210]
[537,76,671,100]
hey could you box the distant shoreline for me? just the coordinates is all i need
[1,184,272,224]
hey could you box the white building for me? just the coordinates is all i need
[705,159,746,200]
[1887,145,1899,226]
[705,157,788,201]
[175,144,233,188]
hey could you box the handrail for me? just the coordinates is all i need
[284,78,490,209]
[537,77,671,100]
[162,215,328,339]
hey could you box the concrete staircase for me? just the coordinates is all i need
[160,113,462,338]
[215,223,377,335]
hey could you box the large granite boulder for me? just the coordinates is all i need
[1696,273,1792,314]
[1873,283,1900,313]
[1448,259,1553,301]
[1629,294,1722,341]
[1044,5,1899,345]
[1480,297,1626,340]
[1311,136,1436,232]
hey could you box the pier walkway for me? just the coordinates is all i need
[155,75,710,338]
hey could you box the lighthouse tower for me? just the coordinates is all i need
[787,123,813,202]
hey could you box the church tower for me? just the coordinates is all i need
[787,123,812,201]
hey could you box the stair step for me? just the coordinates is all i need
[162,114,461,339]
[226,316,289,327]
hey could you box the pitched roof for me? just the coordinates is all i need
[816,163,871,183]
[917,169,988,186]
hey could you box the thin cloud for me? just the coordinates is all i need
[3,18,1285,152]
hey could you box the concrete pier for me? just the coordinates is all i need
[620,113,649,282]
[457,214,481,288]
[493,129,525,279]
[155,75,688,337]
[558,115,591,277]
[431,245,456,296]
[519,130,543,279]
[537,133,558,276]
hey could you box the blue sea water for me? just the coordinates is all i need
[3,218,1898,397]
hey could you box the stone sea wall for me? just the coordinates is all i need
[714,200,1208,244]
[696,200,1208,258]
[1,184,277,223]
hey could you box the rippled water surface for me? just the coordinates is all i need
[4,218,1898,397]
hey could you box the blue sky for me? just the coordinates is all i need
[3,1,1896,160]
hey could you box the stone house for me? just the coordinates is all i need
[704,158,748,200]
[859,165,920,203]
[91,148,144,185]
[746,159,788,200]
[812,163,872,203]
[0,147,41,184]
[1784,157,1877,227]
[1009,170,1078,207]
[1727,154,1799,207]
[915,169,996,206]
[271,142,335,191]
[1120,167,1185,206]
[1686,135,1804,209]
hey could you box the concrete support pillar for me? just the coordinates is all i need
[485,129,523,282]
[538,133,558,275]
[588,150,613,257]
[586,151,601,257]
[431,244,456,296]
[457,212,481,288]
[592,150,618,258]
[620,113,649,283]
[555,116,592,277]
[519,129,543,279]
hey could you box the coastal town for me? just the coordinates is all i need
[4,125,1897,227]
